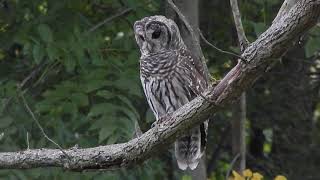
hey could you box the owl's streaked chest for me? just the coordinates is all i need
[140,70,194,119]
[140,50,179,78]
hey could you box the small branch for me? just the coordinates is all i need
[226,153,240,180]
[198,30,247,62]
[1,63,46,115]
[26,132,30,150]
[230,0,249,51]
[88,7,133,33]
[20,94,70,159]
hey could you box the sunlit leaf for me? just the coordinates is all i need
[274,175,287,180]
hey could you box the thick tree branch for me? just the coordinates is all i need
[273,0,299,24]
[0,0,319,171]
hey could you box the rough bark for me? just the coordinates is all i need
[0,0,319,171]
[273,0,300,23]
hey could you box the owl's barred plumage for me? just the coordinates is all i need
[134,15,209,170]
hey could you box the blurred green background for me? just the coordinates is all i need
[0,0,320,179]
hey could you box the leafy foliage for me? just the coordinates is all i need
[0,0,162,179]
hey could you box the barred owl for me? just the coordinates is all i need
[134,15,209,170]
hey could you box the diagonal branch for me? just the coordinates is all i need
[273,0,299,24]
[20,94,70,160]
[87,7,133,33]
[0,0,319,171]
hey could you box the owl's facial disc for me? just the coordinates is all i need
[144,22,171,54]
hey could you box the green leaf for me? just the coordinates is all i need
[63,53,76,73]
[60,102,77,115]
[107,134,118,144]
[84,80,109,93]
[117,95,140,120]
[99,127,114,143]
[252,22,267,37]
[46,43,59,62]
[70,93,89,107]
[305,36,320,57]
[32,44,45,64]
[113,77,142,96]
[96,90,114,99]
[38,24,53,43]
[182,175,192,180]
[35,101,52,113]
[0,116,13,128]
[88,103,118,117]
[89,117,106,130]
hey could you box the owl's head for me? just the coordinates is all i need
[134,15,185,56]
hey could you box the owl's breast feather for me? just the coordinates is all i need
[140,51,178,79]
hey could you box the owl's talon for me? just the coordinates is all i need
[239,57,249,64]
[199,93,214,103]
[151,121,157,128]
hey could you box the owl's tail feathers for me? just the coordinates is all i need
[175,122,207,170]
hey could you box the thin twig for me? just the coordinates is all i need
[20,94,70,159]
[225,153,240,180]
[26,131,30,150]
[1,63,46,115]
[198,30,247,62]
[230,0,249,51]
[88,7,133,33]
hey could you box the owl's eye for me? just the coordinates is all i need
[152,29,161,39]
[139,35,145,41]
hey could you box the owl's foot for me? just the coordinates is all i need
[151,119,163,128]
[151,121,157,128]
[199,93,215,104]
[151,114,172,128]
[239,57,249,64]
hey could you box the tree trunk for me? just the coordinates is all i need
[166,1,207,179]
[231,93,246,172]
